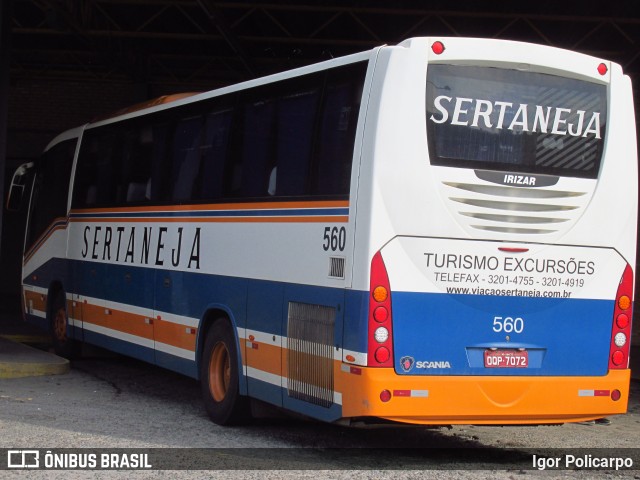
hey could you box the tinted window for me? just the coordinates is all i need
[426,65,607,178]
[72,60,368,208]
[73,123,156,208]
[27,139,76,249]
[198,107,234,200]
[72,127,120,208]
[313,64,365,194]
[228,78,323,199]
[171,116,205,201]
[274,88,318,196]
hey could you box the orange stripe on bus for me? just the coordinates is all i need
[242,338,351,393]
[245,341,282,376]
[154,318,197,351]
[79,302,195,352]
[105,309,155,340]
[24,290,47,312]
[69,216,349,224]
[23,219,68,263]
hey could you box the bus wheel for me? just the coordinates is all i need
[49,289,80,358]
[200,319,249,425]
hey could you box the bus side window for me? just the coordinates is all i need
[171,116,204,202]
[239,96,276,198]
[275,88,319,197]
[313,65,366,195]
[149,122,170,202]
[96,132,121,205]
[119,126,153,204]
[199,107,234,201]
[73,129,120,208]
[26,139,76,250]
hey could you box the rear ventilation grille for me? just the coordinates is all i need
[287,302,336,408]
[443,182,586,199]
[328,257,345,279]
[443,181,588,235]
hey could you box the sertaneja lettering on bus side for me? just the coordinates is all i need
[80,225,201,269]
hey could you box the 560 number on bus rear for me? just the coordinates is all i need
[492,316,524,334]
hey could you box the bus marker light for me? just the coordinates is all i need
[618,295,631,310]
[380,390,392,402]
[368,252,394,367]
[373,286,388,302]
[616,313,629,329]
[375,346,390,363]
[374,306,388,322]
[609,264,633,370]
[611,390,621,401]
[612,350,625,366]
[431,41,445,55]
[614,332,627,347]
[597,63,608,76]
[345,354,356,362]
[374,327,389,343]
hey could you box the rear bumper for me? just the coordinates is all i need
[338,367,630,425]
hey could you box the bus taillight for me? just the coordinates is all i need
[368,252,394,367]
[431,41,445,55]
[597,63,608,76]
[609,264,633,370]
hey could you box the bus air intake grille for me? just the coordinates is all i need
[286,302,336,408]
[329,257,346,279]
[441,180,589,236]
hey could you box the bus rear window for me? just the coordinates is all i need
[426,65,607,179]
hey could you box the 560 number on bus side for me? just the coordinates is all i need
[322,226,346,252]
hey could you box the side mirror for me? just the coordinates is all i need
[6,162,34,211]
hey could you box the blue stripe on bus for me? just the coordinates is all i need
[391,291,614,376]
[82,329,155,364]
[69,208,349,219]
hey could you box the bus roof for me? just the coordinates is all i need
[91,93,201,123]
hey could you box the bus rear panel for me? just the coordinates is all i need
[342,37,636,424]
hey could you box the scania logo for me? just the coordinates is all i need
[400,356,415,372]
[416,361,452,369]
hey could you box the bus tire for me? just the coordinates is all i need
[200,319,249,425]
[49,289,80,359]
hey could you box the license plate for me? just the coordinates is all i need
[484,350,528,368]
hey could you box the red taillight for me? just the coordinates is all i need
[431,41,445,55]
[380,390,392,402]
[616,313,629,329]
[609,264,633,370]
[368,252,394,367]
[373,306,388,322]
[597,63,608,76]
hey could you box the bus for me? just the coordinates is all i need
[8,37,637,426]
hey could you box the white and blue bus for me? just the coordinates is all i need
[9,37,637,425]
